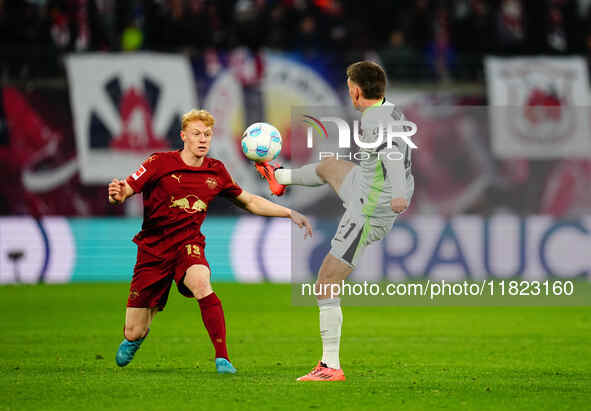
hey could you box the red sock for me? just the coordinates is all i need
[197,292,229,360]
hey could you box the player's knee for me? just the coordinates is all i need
[316,272,342,289]
[124,323,148,341]
[317,270,341,284]
[184,265,213,299]
[184,275,212,299]
[316,158,337,180]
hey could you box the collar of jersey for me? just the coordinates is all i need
[176,150,208,169]
[369,97,386,108]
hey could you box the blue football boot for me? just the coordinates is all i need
[115,330,149,367]
[215,358,237,374]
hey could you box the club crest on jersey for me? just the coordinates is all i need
[132,165,146,180]
[169,194,207,214]
[206,177,218,189]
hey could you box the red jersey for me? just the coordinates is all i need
[125,151,242,258]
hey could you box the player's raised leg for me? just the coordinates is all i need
[116,306,157,367]
[256,157,355,196]
[183,264,236,374]
[314,158,355,194]
[297,253,351,381]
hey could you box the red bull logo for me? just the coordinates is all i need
[169,194,207,214]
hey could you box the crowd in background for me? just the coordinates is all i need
[1,0,591,80]
[1,0,590,216]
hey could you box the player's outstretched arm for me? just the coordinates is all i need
[232,190,313,238]
[382,148,409,213]
[108,178,135,205]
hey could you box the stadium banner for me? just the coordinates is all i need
[59,50,347,210]
[8,52,590,217]
[0,216,589,285]
[294,215,590,284]
[485,56,591,158]
[65,53,198,184]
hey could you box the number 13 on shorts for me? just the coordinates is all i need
[185,244,201,257]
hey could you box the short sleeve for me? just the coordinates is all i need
[126,154,161,193]
[218,162,243,198]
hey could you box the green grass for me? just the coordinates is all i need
[1,283,591,410]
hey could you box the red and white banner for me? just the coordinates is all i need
[65,53,198,183]
[486,57,591,158]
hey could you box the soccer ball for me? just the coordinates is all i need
[241,122,282,162]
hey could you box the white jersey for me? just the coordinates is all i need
[357,99,414,220]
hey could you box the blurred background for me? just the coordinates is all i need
[1,0,590,284]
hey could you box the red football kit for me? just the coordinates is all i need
[124,150,242,310]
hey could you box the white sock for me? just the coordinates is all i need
[275,163,325,186]
[318,297,342,369]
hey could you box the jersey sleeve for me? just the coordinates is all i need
[218,162,243,198]
[376,107,410,198]
[381,148,407,198]
[125,154,162,193]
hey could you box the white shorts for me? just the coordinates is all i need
[329,166,396,268]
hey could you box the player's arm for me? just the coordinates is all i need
[381,149,409,213]
[108,178,135,205]
[232,190,313,238]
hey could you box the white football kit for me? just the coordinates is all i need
[330,99,415,267]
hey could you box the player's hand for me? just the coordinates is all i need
[289,210,313,239]
[391,197,408,213]
[108,178,127,204]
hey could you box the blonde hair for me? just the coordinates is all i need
[182,109,215,130]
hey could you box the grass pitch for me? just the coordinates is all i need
[1,283,590,410]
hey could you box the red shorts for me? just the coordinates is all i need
[127,243,210,311]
